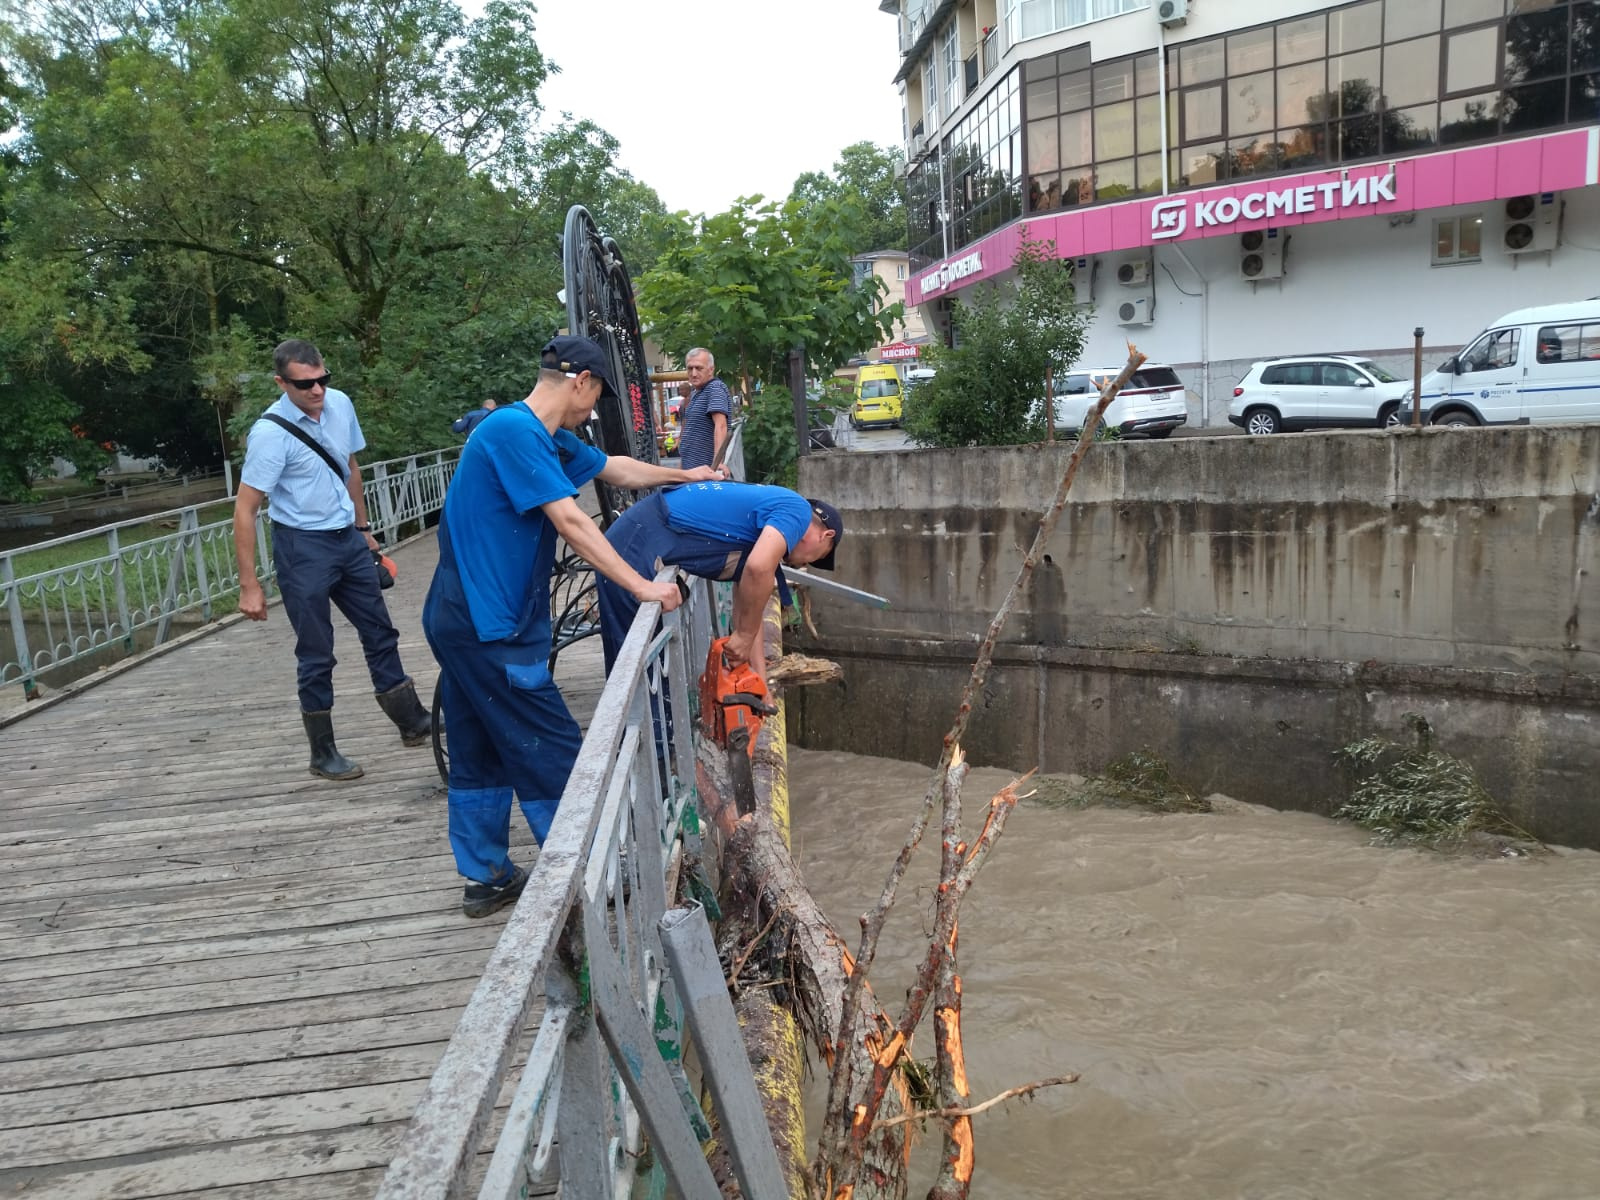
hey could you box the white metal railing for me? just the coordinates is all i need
[378,423,771,1200]
[1,447,460,695]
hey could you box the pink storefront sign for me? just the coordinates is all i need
[906,126,1600,306]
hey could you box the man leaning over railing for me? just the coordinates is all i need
[231,338,434,781]
[422,337,722,919]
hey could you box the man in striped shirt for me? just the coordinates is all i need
[677,347,732,469]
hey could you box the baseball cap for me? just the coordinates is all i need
[541,335,620,401]
[806,498,845,571]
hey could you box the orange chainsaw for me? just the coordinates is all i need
[698,636,777,816]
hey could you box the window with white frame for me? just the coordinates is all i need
[924,56,941,133]
[1005,0,1147,45]
[942,23,960,113]
[1432,214,1483,265]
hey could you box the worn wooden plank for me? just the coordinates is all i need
[0,1003,468,1095]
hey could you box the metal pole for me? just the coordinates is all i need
[1412,326,1424,428]
[657,904,791,1200]
[789,347,809,459]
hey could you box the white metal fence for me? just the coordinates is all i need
[1,448,460,695]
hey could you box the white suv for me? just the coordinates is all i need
[1053,365,1189,438]
[1229,355,1412,435]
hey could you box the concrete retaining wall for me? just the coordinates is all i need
[790,425,1600,847]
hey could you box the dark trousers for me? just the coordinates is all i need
[423,559,581,881]
[272,523,406,712]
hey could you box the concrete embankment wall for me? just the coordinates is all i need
[791,426,1600,848]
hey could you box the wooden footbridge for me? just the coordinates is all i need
[0,532,591,1198]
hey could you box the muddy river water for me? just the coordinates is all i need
[787,746,1600,1199]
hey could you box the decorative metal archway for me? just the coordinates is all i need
[432,205,661,784]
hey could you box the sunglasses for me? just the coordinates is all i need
[283,373,332,391]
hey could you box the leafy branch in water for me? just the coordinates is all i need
[1335,713,1542,852]
[1030,750,1211,814]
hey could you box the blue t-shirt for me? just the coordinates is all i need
[440,404,606,641]
[240,388,366,530]
[662,482,812,555]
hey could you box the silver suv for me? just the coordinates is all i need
[1229,355,1412,435]
[1053,365,1189,438]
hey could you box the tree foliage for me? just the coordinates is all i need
[636,195,900,397]
[789,141,907,255]
[902,232,1088,448]
[0,0,668,486]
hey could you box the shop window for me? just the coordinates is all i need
[1277,60,1326,126]
[1229,70,1275,135]
[1061,109,1093,165]
[1388,0,1443,43]
[1278,14,1327,65]
[1577,3,1600,72]
[1183,85,1224,140]
[1338,113,1382,159]
[1446,0,1506,26]
[1094,59,1134,104]
[1228,27,1276,75]
[1026,76,1058,117]
[1180,142,1226,184]
[1094,100,1135,159]
[1095,158,1135,199]
[1331,0,1384,52]
[1332,49,1383,116]
[1505,7,1571,83]
[1432,214,1484,264]
[1388,102,1441,150]
[1060,69,1093,112]
[1027,118,1060,172]
[1502,77,1569,130]
[1384,36,1442,107]
[1439,91,1500,140]
[1180,38,1226,87]
[1446,26,1501,93]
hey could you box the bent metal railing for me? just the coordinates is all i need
[378,564,785,1200]
[1,447,460,696]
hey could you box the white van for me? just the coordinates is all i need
[1418,300,1600,427]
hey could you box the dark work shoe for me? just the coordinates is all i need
[462,865,529,918]
[301,710,364,781]
[376,677,433,747]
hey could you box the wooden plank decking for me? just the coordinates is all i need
[0,530,599,1197]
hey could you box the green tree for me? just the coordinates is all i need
[902,232,1088,448]
[637,194,900,400]
[789,141,908,254]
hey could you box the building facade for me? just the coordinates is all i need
[887,0,1600,424]
[851,250,932,359]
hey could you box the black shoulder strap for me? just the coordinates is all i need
[262,412,348,480]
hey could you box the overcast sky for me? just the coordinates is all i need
[525,0,905,215]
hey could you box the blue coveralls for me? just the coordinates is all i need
[421,414,603,887]
[597,493,753,671]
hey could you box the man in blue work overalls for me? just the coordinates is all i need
[596,481,844,685]
[423,337,722,918]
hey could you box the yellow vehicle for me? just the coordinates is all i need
[851,363,903,429]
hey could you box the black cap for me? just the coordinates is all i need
[541,335,620,401]
[807,498,844,571]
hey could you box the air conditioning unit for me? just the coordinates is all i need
[1117,296,1152,326]
[1503,193,1558,254]
[908,133,927,160]
[1156,0,1189,28]
[1116,259,1150,286]
[1240,228,1284,280]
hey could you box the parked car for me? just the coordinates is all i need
[1228,355,1412,435]
[1052,364,1189,438]
[1415,300,1600,427]
[851,363,903,429]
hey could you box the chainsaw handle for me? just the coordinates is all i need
[675,572,691,603]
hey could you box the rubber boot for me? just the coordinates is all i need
[375,676,433,747]
[302,710,364,780]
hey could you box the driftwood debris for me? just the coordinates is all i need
[768,653,844,690]
[698,347,1147,1198]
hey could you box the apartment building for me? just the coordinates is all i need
[885,0,1600,423]
[851,250,932,358]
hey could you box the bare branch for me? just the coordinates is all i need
[870,1077,1081,1132]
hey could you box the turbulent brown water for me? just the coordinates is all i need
[787,746,1600,1199]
